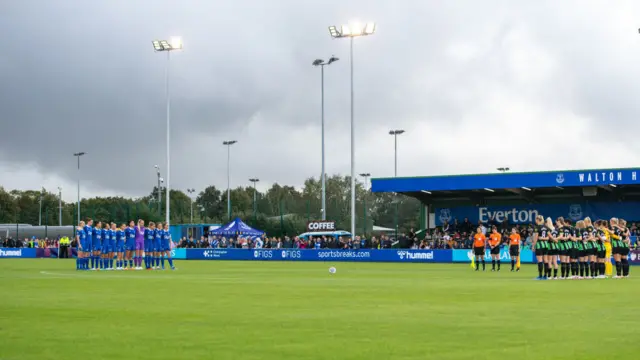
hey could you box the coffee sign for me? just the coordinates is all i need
[306,221,336,232]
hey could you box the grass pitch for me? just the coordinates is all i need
[0,260,637,360]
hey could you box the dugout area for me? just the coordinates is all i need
[371,167,640,229]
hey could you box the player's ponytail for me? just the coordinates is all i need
[545,217,555,231]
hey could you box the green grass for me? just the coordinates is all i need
[0,260,637,360]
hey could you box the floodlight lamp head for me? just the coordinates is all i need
[328,26,340,38]
[327,56,339,64]
[312,59,324,66]
[159,40,170,49]
[364,22,376,35]
[350,23,364,36]
[169,36,183,50]
[341,24,351,36]
[159,178,164,183]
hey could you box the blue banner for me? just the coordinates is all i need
[187,248,452,263]
[372,168,640,193]
[435,202,640,226]
[452,248,534,263]
[0,248,36,258]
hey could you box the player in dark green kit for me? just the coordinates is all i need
[566,220,580,278]
[548,219,559,279]
[618,219,631,278]
[556,217,571,279]
[531,215,550,280]
[595,220,608,278]
[583,217,597,279]
[575,220,588,278]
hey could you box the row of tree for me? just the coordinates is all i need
[0,175,422,236]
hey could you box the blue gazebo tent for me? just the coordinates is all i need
[208,217,264,236]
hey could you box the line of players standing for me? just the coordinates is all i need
[530,215,631,280]
[74,219,176,271]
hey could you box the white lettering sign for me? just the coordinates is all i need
[578,171,625,184]
[0,249,22,257]
[307,221,336,232]
[479,207,538,224]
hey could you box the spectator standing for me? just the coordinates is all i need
[254,236,263,249]
[478,221,487,235]
[59,236,70,258]
[462,218,473,234]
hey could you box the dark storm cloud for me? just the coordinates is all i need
[2,0,640,197]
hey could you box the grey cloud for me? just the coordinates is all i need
[2,0,640,197]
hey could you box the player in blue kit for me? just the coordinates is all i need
[92,222,103,270]
[153,222,163,269]
[116,224,125,270]
[84,219,94,269]
[76,221,86,270]
[101,223,111,270]
[144,222,156,270]
[125,221,136,270]
[108,223,117,269]
[161,223,175,270]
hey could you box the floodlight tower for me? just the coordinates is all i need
[327,22,376,236]
[152,36,183,225]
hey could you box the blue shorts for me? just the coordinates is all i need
[152,240,162,252]
[92,241,101,252]
[161,241,171,252]
[80,240,90,252]
[110,242,116,252]
[125,240,136,251]
[116,243,125,253]
[102,244,111,254]
[144,241,151,253]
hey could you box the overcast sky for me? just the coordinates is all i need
[2,0,640,201]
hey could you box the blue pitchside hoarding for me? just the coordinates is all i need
[452,248,534,263]
[0,248,36,258]
[187,248,453,263]
[434,202,640,225]
[371,168,640,193]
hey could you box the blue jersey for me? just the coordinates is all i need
[163,231,171,243]
[103,229,110,244]
[144,229,155,242]
[125,227,135,241]
[109,229,116,245]
[93,228,102,242]
[116,229,125,244]
[155,229,163,242]
[77,227,86,242]
[84,225,93,242]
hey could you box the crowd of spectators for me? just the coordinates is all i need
[175,235,390,250]
[1,237,62,249]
